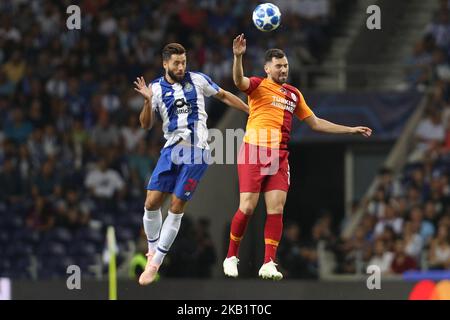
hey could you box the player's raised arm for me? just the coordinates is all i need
[233,34,250,91]
[134,76,154,130]
[304,114,372,138]
[214,88,249,114]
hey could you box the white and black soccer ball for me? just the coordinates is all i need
[252,3,281,32]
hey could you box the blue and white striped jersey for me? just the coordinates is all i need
[149,71,220,149]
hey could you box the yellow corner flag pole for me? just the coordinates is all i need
[107,226,117,300]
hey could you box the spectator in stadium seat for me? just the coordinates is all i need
[378,226,397,253]
[31,159,61,199]
[55,189,92,231]
[0,158,24,205]
[27,99,47,130]
[0,69,15,96]
[64,78,86,120]
[429,172,449,208]
[367,187,388,219]
[17,144,31,182]
[443,122,450,153]
[428,224,450,269]
[3,108,33,145]
[278,221,317,278]
[424,200,441,227]
[437,0,450,15]
[406,185,424,209]
[335,225,373,274]
[391,196,409,220]
[402,221,424,260]
[438,213,450,229]
[71,119,89,160]
[202,51,232,86]
[295,0,331,24]
[207,3,236,36]
[359,214,377,243]
[0,16,22,43]
[294,222,326,278]
[442,100,450,126]
[128,169,145,201]
[2,51,26,84]
[26,195,55,232]
[432,48,450,82]
[374,204,404,236]
[51,99,73,135]
[120,113,146,153]
[99,81,121,114]
[410,205,436,244]
[310,210,336,243]
[422,152,436,179]
[410,108,446,162]
[41,125,60,158]
[391,238,418,274]
[367,239,394,274]
[84,158,125,200]
[45,67,68,99]
[377,167,403,199]
[295,0,331,59]
[425,9,450,51]
[405,40,434,89]
[90,112,120,150]
[410,167,429,195]
[127,140,156,185]
[178,1,207,33]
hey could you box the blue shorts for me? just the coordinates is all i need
[147,143,210,201]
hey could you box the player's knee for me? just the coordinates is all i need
[145,202,160,211]
[270,207,284,214]
[239,204,256,215]
[145,197,162,211]
[268,204,285,214]
[170,198,186,214]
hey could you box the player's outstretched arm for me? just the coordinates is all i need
[214,88,249,114]
[233,34,250,91]
[134,76,154,130]
[304,114,372,137]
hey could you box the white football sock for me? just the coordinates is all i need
[152,211,184,266]
[143,207,162,253]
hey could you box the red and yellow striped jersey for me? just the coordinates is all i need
[242,77,314,149]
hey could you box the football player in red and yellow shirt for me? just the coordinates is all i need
[224,34,372,280]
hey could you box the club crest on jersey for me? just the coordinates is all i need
[290,92,297,102]
[164,92,172,97]
[183,82,194,93]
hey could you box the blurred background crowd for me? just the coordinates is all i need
[0,0,448,280]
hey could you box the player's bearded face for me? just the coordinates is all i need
[165,54,187,82]
[266,57,289,84]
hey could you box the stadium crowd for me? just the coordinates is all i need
[331,1,450,275]
[277,0,450,278]
[0,0,337,278]
[1,0,448,280]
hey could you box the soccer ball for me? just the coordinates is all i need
[252,3,281,32]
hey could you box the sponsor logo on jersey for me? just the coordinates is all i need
[174,98,192,115]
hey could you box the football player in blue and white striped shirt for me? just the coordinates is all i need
[134,43,248,285]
